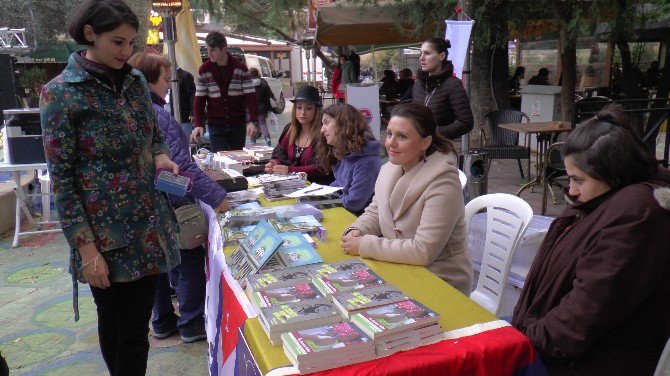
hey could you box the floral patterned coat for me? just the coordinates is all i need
[41,53,181,317]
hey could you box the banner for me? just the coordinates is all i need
[164,0,202,77]
[444,20,474,79]
[346,83,381,141]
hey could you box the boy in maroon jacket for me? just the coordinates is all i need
[191,31,258,151]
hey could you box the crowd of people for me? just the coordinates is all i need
[34,0,669,375]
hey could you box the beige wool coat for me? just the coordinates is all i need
[350,151,473,295]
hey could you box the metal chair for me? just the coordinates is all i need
[572,96,611,129]
[480,110,531,179]
[464,193,533,316]
[541,142,567,215]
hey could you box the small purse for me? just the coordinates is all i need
[173,203,208,250]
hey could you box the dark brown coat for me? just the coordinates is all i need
[412,62,474,140]
[513,169,670,376]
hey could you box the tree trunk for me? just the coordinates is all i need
[559,27,576,122]
[469,0,510,148]
[129,0,152,52]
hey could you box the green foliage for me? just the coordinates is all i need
[0,0,78,47]
[18,67,47,98]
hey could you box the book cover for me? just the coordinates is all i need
[223,225,256,245]
[350,299,440,339]
[260,297,340,330]
[306,258,369,279]
[281,322,372,361]
[246,267,312,292]
[313,268,385,295]
[240,219,274,251]
[269,215,322,234]
[276,245,323,269]
[252,282,323,308]
[332,285,408,317]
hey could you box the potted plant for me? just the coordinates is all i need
[18,67,47,108]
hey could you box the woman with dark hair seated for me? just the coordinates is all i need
[513,104,670,375]
[318,103,382,215]
[340,103,473,294]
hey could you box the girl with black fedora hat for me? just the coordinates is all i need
[265,85,334,184]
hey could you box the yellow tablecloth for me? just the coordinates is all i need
[223,200,498,374]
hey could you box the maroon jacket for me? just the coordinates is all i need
[193,53,258,129]
[270,123,333,185]
[513,168,670,376]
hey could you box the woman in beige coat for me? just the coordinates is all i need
[341,103,473,294]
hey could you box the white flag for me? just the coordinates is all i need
[444,20,474,79]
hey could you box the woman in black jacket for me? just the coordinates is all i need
[412,38,473,140]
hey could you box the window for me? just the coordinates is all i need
[258,59,272,78]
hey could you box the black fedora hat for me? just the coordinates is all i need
[290,85,322,107]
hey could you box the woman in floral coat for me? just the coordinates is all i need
[40,1,180,374]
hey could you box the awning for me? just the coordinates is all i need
[315,3,435,46]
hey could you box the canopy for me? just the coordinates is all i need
[316,3,434,46]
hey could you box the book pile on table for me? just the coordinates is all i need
[225,220,323,286]
[224,189,259,207]
[214,150,255,173]
[350,299,443,357]
[258,297,342,345]
[262,176,308,201]
[243,145,274,162]
[223,203,323,227]
[281,322,376,374]
[269,215,323,235]
[297,193,343,210]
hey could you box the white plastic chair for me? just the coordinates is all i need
[654,337,670,376]
[37,170,51,221]
[464,193,533,316]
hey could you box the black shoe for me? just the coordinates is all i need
[153,327,178,339]
[181,325,206,343]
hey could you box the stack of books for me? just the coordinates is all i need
[214,150,255,173]
[281,322,376,374]
[312,268,385,296]
[250,282,324,308]
[350,299,443,357]
[297,193,343,210]
[258,297,342,345]
[243,145,274,161]
[269,215,323,235]
[262,176,308,201]
[224,190,259,208]
[223,225,256,245]
[224,203,323,227]
[225,220,323,286]
[306,258,369,279]
[331,284,409,318]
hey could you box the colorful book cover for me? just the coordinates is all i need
[313,268,385,295]
[350,299,440,338]
[245,230,283,268]
[223,225,256,245]
[261,298,339,328]
[332,285,408,314]
[276,245,323,268]
[270,215,322,234]
[252,283,323,308]
[240,219,274,251]
[281,322,371,359]
[306,258,369,278]
[247,267,312,291]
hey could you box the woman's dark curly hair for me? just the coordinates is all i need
[317,103,374,174]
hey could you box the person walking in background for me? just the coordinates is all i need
[192,31,258,152]
[128,52,231,344]
[412,38,474,141]
[339,54,356,100]
[513,105,670,375]
[340,103,473,295]
[528,67,551,85]
[40,1,181,374]
[509,66,525,94]
[172,66,196,144]
[317,103,382,215]
[265,85,333,184]
[330,54,347,102]
[249,67,276,146]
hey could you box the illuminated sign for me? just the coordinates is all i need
[152,0,182,14]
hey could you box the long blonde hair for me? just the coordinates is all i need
[287,101,322,145]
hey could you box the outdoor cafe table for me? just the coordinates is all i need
[498,121,571,197]
[203,197,543,376]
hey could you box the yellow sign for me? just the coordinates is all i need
[147,28,160,45]
[152,0,183,14]
[150,13,163,27]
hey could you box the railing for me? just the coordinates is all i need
[0,28,29,51]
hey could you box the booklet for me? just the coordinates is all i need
[285,183,343,198]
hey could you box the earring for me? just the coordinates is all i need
[421,150,427,162]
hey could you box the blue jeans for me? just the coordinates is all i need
[151,245,206,334]
[181,122,193,145]
[208,124,246,152]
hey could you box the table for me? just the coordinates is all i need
[204,198,545,376]
[0,162,61,247]
[498,121,570,197]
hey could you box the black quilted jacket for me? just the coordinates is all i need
[412,62,474,140]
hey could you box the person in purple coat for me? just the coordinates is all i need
[318,103,382,215]
[129,52,230,343]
